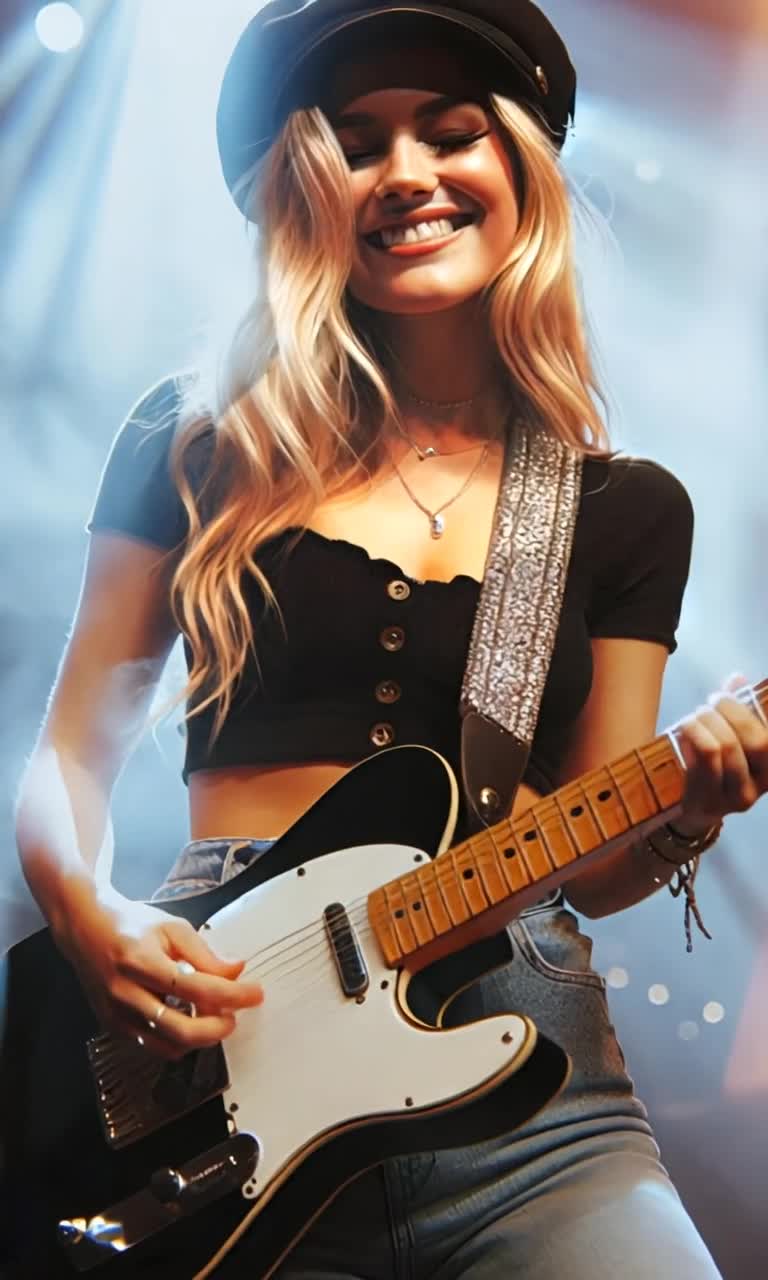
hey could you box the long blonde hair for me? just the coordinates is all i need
[171,94,610,735]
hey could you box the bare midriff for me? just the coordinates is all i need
[188,762,542,842]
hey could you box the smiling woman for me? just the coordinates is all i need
[11,1,768,1279]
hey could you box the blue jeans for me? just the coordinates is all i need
[154,839,721,1280]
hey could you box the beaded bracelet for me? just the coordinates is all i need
[646,820,723,952]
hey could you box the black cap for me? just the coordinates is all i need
[217,1,577,216]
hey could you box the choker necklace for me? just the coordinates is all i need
[391,443,490,539]
[406,390,476,411]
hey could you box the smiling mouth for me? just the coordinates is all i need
[365,213,476,250]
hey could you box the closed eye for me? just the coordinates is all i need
[343,131,489,168]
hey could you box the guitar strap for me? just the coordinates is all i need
[459,423,583,835]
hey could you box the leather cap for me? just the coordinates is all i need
[217,1,577,216]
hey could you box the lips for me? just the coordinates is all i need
[364,212,476,250]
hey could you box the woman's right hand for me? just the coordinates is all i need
[52,885,264,1060]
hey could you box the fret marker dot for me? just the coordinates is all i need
[462,869,475,880]
[503,848,517,859]
[412,902,422,911]
[394,909,405,919]
[597,789,612,802]
[524,830,537,843]
[570,805,584,818]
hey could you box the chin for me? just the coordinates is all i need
[350,282,484,317]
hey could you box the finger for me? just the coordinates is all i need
[706,691,768,792]
[111,979,239,1051]
[163,920,248,978]
[689,706,757,811]
[161,967,264,1014]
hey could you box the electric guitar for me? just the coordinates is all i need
[2,678,766,1279]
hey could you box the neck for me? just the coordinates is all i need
[378,299,499,412]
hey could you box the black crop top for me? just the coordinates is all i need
[88,376,694,797]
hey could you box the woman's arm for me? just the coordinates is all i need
[559,637,768,919]
[16,532,262,1057]
[16,533,178,921]
[558,636,688,918]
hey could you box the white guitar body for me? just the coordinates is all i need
[204,842,535,1208]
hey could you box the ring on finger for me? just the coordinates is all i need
[146,1002,168,1032]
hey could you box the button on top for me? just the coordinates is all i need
[370,722,395,749]
[375,680,401,705]
[387,579,411,602]
[380,625,405,652]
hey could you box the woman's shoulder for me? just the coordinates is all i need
[580,452,693,531]
[88,371,215,549]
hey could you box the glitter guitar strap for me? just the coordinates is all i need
[460,425,583,835]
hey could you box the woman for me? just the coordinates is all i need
[15,1,768,1277]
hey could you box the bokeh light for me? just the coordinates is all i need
[35,3,84,54]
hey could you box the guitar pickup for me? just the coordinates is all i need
[57,1133,259,1270]
[324,901,369,997]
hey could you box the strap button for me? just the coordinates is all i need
[387,579,411,602]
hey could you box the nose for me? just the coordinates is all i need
[374,133,439,203]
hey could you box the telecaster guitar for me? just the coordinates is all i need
[2,677,765,1279]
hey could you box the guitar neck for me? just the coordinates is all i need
[368,678,768,972]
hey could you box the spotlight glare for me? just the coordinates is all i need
[648,984,670,1006]
[635,159,662,184]
[678,1020,700,1042]
[606,966,630,989]
[35,3,84,54]
[703,1001,725,1024]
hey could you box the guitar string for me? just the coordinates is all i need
[199,740,692,983]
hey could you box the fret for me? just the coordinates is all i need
[530,796,579,869]
[507,811,556,881]
[418,862,454,937]
[637,737,686,812]
[451,842,491,917]
[552,780,603,855]
[615,750,663,826]
[381,879,419,958]
[484,821,534,896]
[368,678,768,971]
[392,870,437,950]
[428,855,472,928]
[580,766,632,841]
[460,824,509,906]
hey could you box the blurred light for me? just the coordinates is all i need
[678,1021,700,1042]
[606,966,630,989]
[35,3,84,53]
[648,984,670,1006]
[703,1001,726,1024]
[635,159,663,183]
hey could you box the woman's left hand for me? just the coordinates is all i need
[674,672,768,835]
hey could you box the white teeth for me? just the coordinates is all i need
[380,218,458,248]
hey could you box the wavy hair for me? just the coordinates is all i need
[171,94,611,736]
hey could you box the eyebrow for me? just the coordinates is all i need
[333,95,482,130]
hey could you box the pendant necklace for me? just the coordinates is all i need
[391,442,490,539]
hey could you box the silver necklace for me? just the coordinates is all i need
[392,443,490,539]
[396,419,490,462]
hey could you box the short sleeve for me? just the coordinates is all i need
[88,375,196,550]
[586,459,694,654]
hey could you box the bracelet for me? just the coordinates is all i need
[647,819,723,865]
[644,820,722,953]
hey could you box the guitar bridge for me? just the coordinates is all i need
[87,1032,229,1149]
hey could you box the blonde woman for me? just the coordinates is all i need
[15,2,768,1277]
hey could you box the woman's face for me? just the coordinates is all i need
[328,68,521,316]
